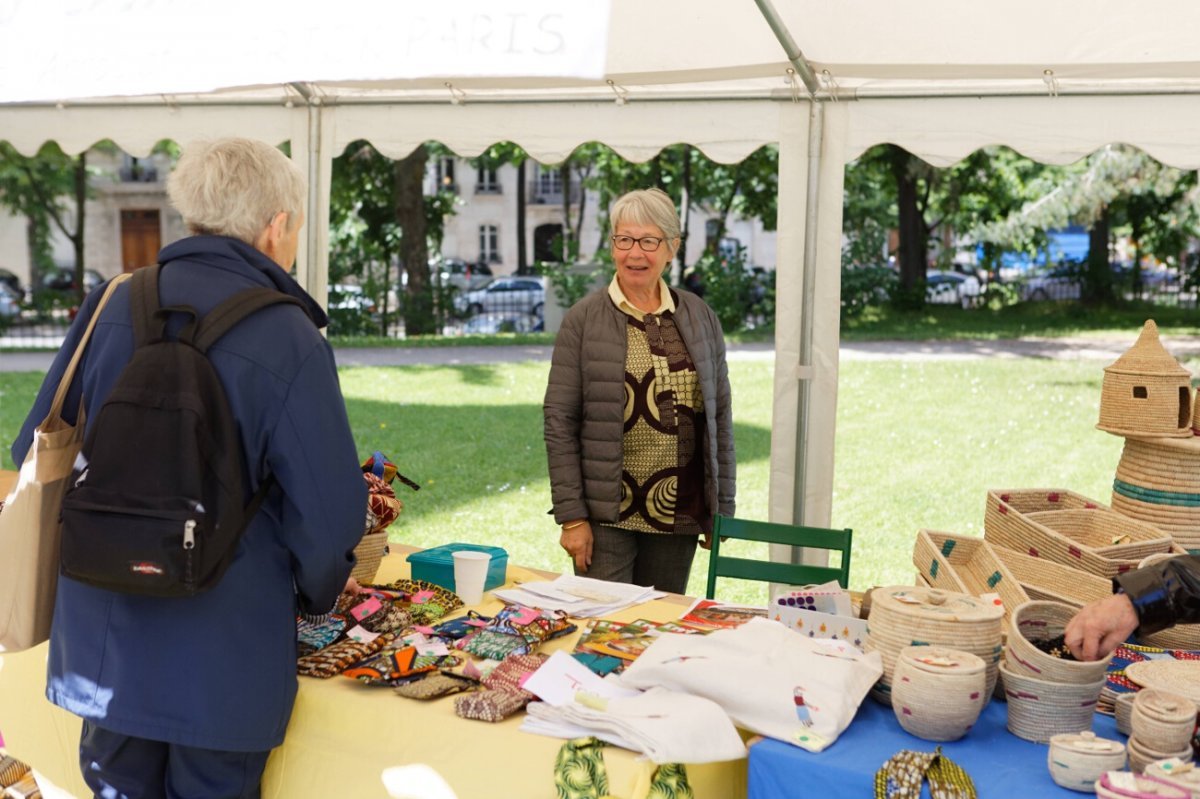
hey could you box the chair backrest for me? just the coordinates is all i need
[705,514,852,600]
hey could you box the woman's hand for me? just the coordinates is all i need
[560,520,593,573]
[1064,593,1138,661]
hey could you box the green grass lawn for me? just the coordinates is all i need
[8,348,1182,605]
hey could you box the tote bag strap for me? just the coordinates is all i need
[47,273,131,419]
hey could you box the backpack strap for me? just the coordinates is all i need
[129,264,164,348]
[193,287,306,354]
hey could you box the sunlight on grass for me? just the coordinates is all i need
[0,354,1150,607]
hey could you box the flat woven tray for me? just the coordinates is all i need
[1125,660,1200,706]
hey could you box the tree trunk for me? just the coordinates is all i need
[560,160,572,261]
[1085,208,1115,305]
[888,144,927,302]
[72,152,87,306]
[395,145,433,335]
[678,147,692,280]
[516,160,528,274]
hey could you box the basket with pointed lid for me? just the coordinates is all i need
[1098,320,1193,438]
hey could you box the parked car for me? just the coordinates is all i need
[435,258,494,291]
[328,284,377,314]
[461,312,538,335]
[925,270,981,308]
[37,267,104,295]
[0,267,23,298]
[455,277,545,317]
[1021,264,1082,301]
[0,282,21,319]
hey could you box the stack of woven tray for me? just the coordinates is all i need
[983,488,1182,579]
[911,529,1028,621]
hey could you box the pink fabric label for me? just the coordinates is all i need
[518,673,533,689]
[351,597,383,620]
[413,625,436,634]
[510,607,539,625]
[466,618,489,627]
[412,590,435,604]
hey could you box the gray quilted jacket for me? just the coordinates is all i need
[544,286,735,530]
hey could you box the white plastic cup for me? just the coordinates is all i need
[451,550,491,605]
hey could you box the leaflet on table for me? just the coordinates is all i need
[770,604,868,650]
[679,598,767,631]
[492,575,664,616]
[770,579,853,617]
[523,650,641,707]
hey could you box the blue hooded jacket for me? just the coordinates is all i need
[12,236,367,751]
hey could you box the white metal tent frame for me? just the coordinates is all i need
[6,0,1200,535]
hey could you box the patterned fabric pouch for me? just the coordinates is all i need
[341,593,412,635]
[454,687,531,723]
[432,610,492,640]
[341,641,458,686]
[376,579,464,626]
[553,736,695,799]
[874,748,976,799]
[296,613,349,658]
[482,652,549,698]
[297,632,396,678]
[393,671,480,700]
[461,604,574,660]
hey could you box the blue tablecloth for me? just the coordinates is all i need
[748,698,1120,798]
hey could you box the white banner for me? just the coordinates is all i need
[0,0,610,103]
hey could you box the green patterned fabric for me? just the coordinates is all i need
[554,737,695,799]
[875,747,976,799]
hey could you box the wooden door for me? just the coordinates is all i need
[120,209,161,271]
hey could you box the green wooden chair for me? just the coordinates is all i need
[704,514,853,600]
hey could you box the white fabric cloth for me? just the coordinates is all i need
[524,686,746,764]
[618,617,882,752]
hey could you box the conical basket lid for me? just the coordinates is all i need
[1104,320,1190,378]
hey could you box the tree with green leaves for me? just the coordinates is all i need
[0,140,89,305]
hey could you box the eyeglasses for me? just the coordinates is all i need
[611,235,665,252]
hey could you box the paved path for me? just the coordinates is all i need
[3,336,1196,373]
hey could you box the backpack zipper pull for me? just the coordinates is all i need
[183,519,196,550]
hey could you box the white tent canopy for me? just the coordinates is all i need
[5,0,1200,531]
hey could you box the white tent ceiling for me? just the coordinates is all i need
[4,0,1200,531]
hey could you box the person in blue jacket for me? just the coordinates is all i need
[11,138,367,798]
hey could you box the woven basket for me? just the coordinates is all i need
[1114,436,1200,552]
[351,531,389,584]
[991,544,1113,608]
[891,645,988,742]
[1006,600,1113,684]
[1095,770,1192,798]
[1132,689,1199,752]
[1115,692,1138,736]
[1144,760,1200,794]
[1127,735,1194,775]
[1000,661,1106,743]
[865,586,1004,705]
[1097,320,1193,439]
[1047,731,1127,792]
[913,530,1028,621]
[984,489,1179,578]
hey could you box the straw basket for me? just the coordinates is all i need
[891,646,988,742]
[983,489,1179,578]
[1113,436,1200,552]
[1144,760,1200,795]
[1096,320,1193,439]
[913,530,1028,621]
[991,545,1113,608]
[1132,690,1199,753]
[864,586,1003,705]
[1000,662,1106,743]
[1115,692,1138,736]
[1047,731,1127,792]
[1095,771,1191,799]
[1006,600,1114,684]
[351,531,389,584]
[1127,735,1194,775]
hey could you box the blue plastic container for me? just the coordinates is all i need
[406,543,509,593]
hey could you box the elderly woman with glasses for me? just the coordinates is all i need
[543,188,735,594]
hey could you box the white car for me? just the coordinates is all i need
[1021,266,1082,301]
[455,277,545,317]
[925,270,982,308]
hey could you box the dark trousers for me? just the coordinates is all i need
[579,524,699,594]
[79,721,270,799]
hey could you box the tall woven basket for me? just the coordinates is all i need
[351,531,389,584]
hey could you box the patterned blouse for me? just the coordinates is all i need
[609,279,709,536]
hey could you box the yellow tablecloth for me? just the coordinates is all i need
[0,550,747,799]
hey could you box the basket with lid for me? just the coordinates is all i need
[1048,731,1127,792]
[1000,661,1106,743]
[1132,689,1199,752]
[1095,770,1191,799]
[1006,600,1114,684]
[891,645,988,742]
[864,586,1004,705]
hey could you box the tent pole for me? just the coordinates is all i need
[752,0,820,97]
[793,100,824,527]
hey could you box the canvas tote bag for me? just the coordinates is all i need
[0,273,129,652]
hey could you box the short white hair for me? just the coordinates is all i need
[610,188,681,248]
[167,138,306,245]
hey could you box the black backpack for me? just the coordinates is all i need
[60,264,307,596]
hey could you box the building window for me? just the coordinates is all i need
[479,224,500,264]
[476,166,500,194]
[535,165,563,198]
[436,158,457,193]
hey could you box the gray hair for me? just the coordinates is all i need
[167,138,306,245]
[610,188,681,253]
